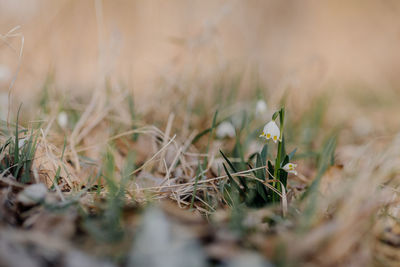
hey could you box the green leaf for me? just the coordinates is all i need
[127,93,139,141]
[279,107,285,128]
[203,109,218,168]
[261,144,268,163]
[190,162,203,209]
[279,135,287,164]
[222,163,243,195]
[255,154,268,203]
[288,148,297,161]
[219,150,237,173]
[247,162,256,177]
[247,152,258,162]
[121,151,136,183]
[255,153,266,181]
[232,138,245,170]
[0,138,11,154]
[279,155,289,188]
[14,104,22,170]
[102,149,118,195]
[220,150,247,190]
[239,110,248,132]
[267,160,274,180]
[272,111,279,120]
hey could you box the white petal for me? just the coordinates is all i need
[262,121,274,133]
[262,121,280,141]
[283,163,297,175]
[282,163,290,170]
[271,126,280,139]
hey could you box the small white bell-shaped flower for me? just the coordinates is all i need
[260,120,280,143]
[57,111,68,129]
[216,121,236,139]
[282,163,297,175]
[255,100,268,117]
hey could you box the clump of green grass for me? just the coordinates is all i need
[0,106,38,183]
[83,148,136,243]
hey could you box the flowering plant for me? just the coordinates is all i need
[221,106,297,209]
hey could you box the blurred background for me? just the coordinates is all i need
[1,0,400,129]
[1,2,400,266]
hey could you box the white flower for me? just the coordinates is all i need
[18,138,27,149]
[216,121,236,139]
[282,163,297,175]
[255,100,268,117]
[260,121,280,143]
[231,112,245,128]
[57,111,68,129]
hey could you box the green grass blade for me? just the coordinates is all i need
[279,155,289,188]
[261,144,268,163]
[255,154,268,203]
[202,109,218,169]
[222,163,243,195]
[14,104,22,172]
[190,162,203,210]
[0,138,11,154]
[256,153,266,181]
[220,149,247,189]
[299,136,337,231]
[288,148,297,161]
[302,136,337,200]
[191,128,211,145]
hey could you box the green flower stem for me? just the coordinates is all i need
[273,140,283,202]
[273,108,285,203]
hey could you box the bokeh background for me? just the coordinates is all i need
[1,0,400,131]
